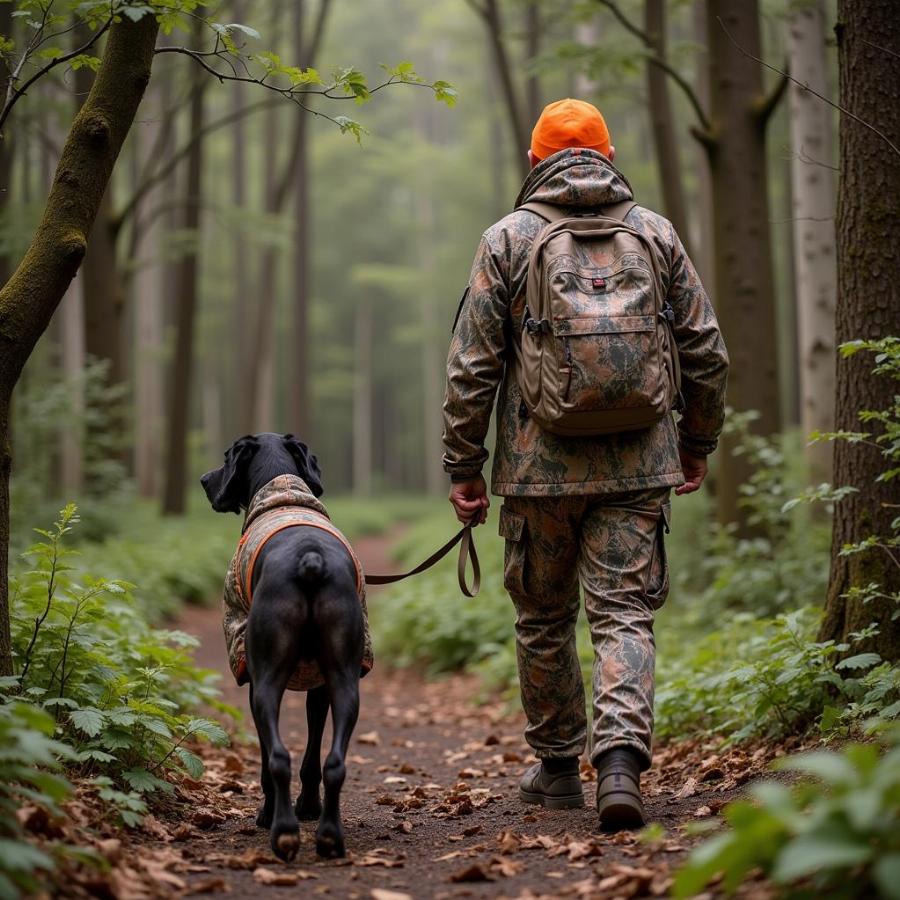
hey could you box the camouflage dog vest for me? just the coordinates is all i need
[222,474,374,691]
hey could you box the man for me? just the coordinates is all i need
[442,99,728,830]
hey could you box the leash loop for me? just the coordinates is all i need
[365,521,481,597]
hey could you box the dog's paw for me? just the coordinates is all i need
[271,825,301,862]
[295,791,322,821]
[315,822,345,859]
[255,803,273,829]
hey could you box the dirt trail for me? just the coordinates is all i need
[149,531,772,899]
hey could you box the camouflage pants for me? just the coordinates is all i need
[498,488,671,770]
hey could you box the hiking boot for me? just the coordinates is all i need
[518,758,585,809]
[595,748,646,831]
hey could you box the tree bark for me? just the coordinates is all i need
[787,0,836,480]
[644,0,691,244]
[162,53,205,516]
[703,0,783,527]
[0,14,159,675]
[819,1,900,663]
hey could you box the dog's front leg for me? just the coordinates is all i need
[295,685,328,820]
[250,674,300,862]
[315,671,359,859]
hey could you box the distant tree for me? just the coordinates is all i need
[787,0,836,482]
[162,21,206,517]
[594,0,691,245]
[819,0,900,663]
[466,0,537,179]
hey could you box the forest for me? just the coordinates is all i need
[0,0,898,897]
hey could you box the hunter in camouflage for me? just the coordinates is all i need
[222,474,374,692]
[442,100,728,828]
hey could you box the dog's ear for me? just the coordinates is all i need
[200,435,259,513]
[283,434,324,498]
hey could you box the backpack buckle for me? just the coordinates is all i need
[661,302,675,323]
[525,317,550,335]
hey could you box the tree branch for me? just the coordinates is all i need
[717,15,900,160]
[0,17,112,140]
[114,96,281,230]
[594,0,712,134]
[754,67,789,124]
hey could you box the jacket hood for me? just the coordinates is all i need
[242,474,329,533]
[515,148,634,211]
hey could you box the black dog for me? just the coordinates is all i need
[201,433,364,861]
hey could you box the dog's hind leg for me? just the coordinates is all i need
[250,683,275,829]
[315,669,359,859]
[295,685,328,820]
[250,671,300,862]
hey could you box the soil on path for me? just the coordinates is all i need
[142,531,776,900]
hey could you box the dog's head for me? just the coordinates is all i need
[200,433,324,514]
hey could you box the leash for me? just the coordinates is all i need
[365,522,481,598]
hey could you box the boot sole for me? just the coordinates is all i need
[519,786,585,810]
[597,793,646,831]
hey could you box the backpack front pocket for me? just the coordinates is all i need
[553,315,664,412]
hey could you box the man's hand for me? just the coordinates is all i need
[675,447,708,496]
[449,475,489,525]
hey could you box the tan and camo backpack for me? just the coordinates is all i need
[513,200,682,437]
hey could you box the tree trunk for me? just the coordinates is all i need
[0,14,159,676]
[58,281,85,493]
[819,1,900,663]
[787,0,836,480]
[162,59,205,516]
[644,0,691,245]
[232,0,253,438]
[288,106,311,439]
[690,0,715,289]
[353,300,373,495]
[703,0,783,527]
[481,0,529,179]
[133,85,170,499]
[251,95,280,433]
[0,1,12,289]
[525,3,541,124]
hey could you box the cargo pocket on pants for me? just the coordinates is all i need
[498,505,528,596]
[646,501,671,609]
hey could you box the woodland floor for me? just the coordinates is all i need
[66,532,796,900]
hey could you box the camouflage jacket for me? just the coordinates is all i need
[442,148,729,496]
[222,474,374,691]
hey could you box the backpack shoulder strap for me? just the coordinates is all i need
[602,199,637,221]
[516,201,569,223]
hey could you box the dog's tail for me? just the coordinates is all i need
[297,550,327,585]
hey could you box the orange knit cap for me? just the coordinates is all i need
[530,98,611,161]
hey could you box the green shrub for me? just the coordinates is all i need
[0,701,82,900]
[655,608,898,742]
[674,725,900,899]
[6,505,230,799]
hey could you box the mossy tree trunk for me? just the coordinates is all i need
[0,15,159,675]
[819,0,900,663]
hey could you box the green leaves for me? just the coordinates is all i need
[68,706,105,737]
[677,729,900,897]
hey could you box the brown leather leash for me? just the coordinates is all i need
[365,522,481,598]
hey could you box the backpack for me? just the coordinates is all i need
[512,199,682,437]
